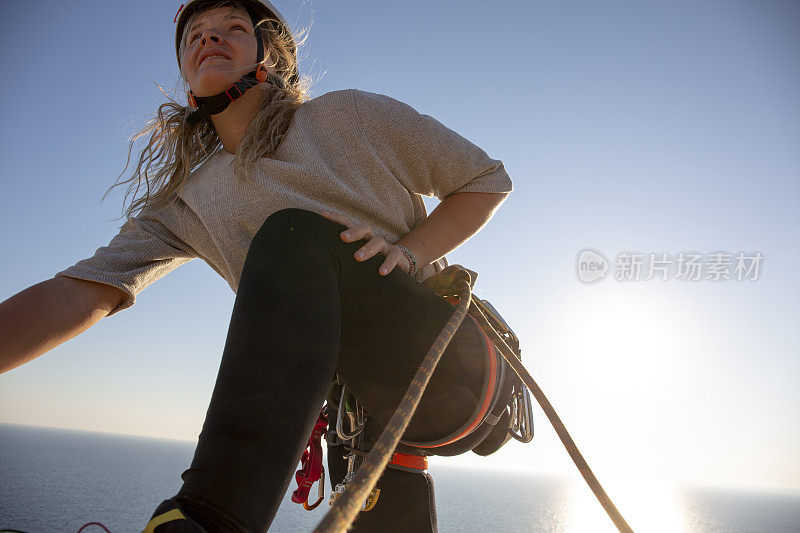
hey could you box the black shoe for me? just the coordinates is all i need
[142,498,208,533]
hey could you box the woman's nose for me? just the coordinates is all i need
[201,33,221,45]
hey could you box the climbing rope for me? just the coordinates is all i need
[313,265,634,533]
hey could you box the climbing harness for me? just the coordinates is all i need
[173,0,299,125]
[307,264,635,533]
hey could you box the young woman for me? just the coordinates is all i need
[0,1,515,531]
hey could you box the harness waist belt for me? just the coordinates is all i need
[389,452,428,471]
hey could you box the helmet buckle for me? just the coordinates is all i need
[256,65,268,83]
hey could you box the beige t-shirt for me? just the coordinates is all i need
[55,89,514,316]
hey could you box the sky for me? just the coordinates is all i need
[1,0,798,498]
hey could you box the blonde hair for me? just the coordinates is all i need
[103,0,313,223]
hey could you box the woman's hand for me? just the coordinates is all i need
[319,211,411,276]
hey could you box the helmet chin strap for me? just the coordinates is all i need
[185,13,286,127]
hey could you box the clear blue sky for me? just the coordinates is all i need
[1,0,798,495]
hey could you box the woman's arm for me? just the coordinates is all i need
[394,191,510,271]
[0,277,125,375]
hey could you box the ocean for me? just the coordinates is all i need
[1,423,798,532]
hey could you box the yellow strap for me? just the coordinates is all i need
[142,508,186,533]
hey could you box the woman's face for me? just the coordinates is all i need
[180,5,266,97]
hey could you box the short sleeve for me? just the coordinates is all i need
[54,197,197,317]
[350,89,514,199]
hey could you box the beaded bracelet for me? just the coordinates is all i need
[395,245,418,277]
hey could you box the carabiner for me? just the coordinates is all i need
[303,469,326,510]
[508,385,534,443]
[336,385,365,440]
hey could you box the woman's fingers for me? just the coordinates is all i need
[378,247,409,276]
[319,212,380,255]
[354,238,412,277]
[319,211,409,276]
[320,211,358,241]
[354,236,387,261]
[343,222,375,243]
[320,213,375,243]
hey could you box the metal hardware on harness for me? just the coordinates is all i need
[304,470,326,510]
[330,481,380,512]
[472,298,534,443]
[336,385,365,441]
[508,385,534,443]
[330,389,381,512]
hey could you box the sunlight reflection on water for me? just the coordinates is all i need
[564,476,689,533]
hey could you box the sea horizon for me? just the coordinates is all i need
[2,422,799,532]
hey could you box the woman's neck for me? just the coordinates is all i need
[210,86,266,155]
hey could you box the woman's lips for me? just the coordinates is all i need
[200,55,230,65]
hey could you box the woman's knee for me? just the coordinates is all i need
[263,207,317,227]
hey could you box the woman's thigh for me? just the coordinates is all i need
[252,207,488,443]
[325,222,488,443]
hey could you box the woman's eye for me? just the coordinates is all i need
[187,24,245,44]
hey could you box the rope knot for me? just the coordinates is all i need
[422,264,477,298]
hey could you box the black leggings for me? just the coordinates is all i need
[171,208,494,532]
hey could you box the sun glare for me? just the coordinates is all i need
[530,282,711,480]
[564,476,689,532]
[558,284,697,401]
